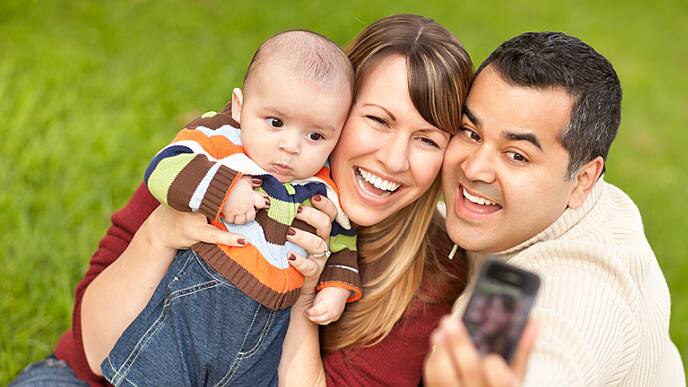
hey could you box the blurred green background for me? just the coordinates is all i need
[1,0,686,383]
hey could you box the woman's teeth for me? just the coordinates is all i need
[356,167,400,197]
[463,187,497,206]
[357,167,400,191]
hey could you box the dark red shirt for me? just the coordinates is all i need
[55,183,464,386]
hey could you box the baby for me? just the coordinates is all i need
[101,30,359,386]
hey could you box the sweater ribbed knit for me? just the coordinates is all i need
[452,178,685,386]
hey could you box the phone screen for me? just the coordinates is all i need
[462,260,539,362]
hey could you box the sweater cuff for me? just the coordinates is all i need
[199,165,241,221]
[317,265,362,303]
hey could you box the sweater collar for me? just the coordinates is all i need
[468,176,607,262]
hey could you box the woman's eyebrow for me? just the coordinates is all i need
[362,103,396,121]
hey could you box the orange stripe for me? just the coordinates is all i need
[173,129,245,159]
[316,281,362,303]
[314,167,337,191]
[218,244,304,292]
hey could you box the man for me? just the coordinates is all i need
[425,32,684,386]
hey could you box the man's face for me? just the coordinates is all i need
[442,66,579,253]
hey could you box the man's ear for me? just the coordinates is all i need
[568,156,604,208]
[231,88,243,124]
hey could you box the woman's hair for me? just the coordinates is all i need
[321,14,473,352]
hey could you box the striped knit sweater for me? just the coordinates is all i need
[451,178,685,386]
[144,108,361,311]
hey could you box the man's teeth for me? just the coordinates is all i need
[357,168,400,192]
[463,188,497,206]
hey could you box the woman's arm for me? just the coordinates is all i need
[81,199,249,375]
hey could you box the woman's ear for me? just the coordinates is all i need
[231,88,243,124]
[567,156,604,208]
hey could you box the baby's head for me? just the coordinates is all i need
[231,30,354,183]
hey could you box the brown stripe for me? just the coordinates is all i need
[198,165,238,220]
[186,111,240,130]
[192,242,301,310]
[324,249,358,269]
[168,155,213,212]
[255,210,289,245]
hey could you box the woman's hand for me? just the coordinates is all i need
[285,194,338,298]
[144,205,252,250]
[424,316,538,387]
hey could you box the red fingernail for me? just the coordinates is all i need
[252,177,263,185]
[297,207,302,213]
[312,194,321,202]
[237,238,246,246]
[265,199,270,207]
[288,254,296,261]
[287,227,296,236]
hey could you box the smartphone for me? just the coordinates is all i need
[462,259,540,363]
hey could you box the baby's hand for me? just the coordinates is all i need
[306,287,350,325]
[222,176,268,224]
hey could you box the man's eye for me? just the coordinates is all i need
[309,132,324,141]
[268,117,283,128]
[507,151,528,163]
[461,127,481,142]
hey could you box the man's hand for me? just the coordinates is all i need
[424,315,538,387]
[222,176,268,224]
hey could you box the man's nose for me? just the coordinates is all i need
[461,146,496,183]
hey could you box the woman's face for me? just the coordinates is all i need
[330,55,451,226]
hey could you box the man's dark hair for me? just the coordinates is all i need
[476,32,622,179]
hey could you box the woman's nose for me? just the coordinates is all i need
[376,133,410,173]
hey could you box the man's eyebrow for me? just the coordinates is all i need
[503,131,543,151]
[464,106,481,127]
[362,103,396,122]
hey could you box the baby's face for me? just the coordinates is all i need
[235,65,351,183]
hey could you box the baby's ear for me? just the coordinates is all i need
[231,88,243,124]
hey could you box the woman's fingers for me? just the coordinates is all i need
[287,252,323,278]
[286,227,329,259]
[309,194,337,222]
[294,205,332,242]
[197,223,247,247]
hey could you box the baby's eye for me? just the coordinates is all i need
[267,117,283,128]
[309,132,324,141]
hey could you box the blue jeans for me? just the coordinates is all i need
[10,355,88,386]
[101,249,290,386]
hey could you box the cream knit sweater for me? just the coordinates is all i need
[451,179,685,386]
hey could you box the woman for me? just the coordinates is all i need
[12,14,473,386]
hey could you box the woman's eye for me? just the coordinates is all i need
[309,132,324,141]
[507,151,528,163]
[461,127,481,142]
[268,117,283,128]
[419,137,440,148]
[365,115,388,127]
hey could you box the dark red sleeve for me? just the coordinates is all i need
[55,182,159,386]
[322,299,452,387]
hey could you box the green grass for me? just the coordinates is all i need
[1,0,686,383]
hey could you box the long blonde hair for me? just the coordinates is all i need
[321,14,473,352]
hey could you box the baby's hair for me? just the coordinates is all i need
[244,30,354,95]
